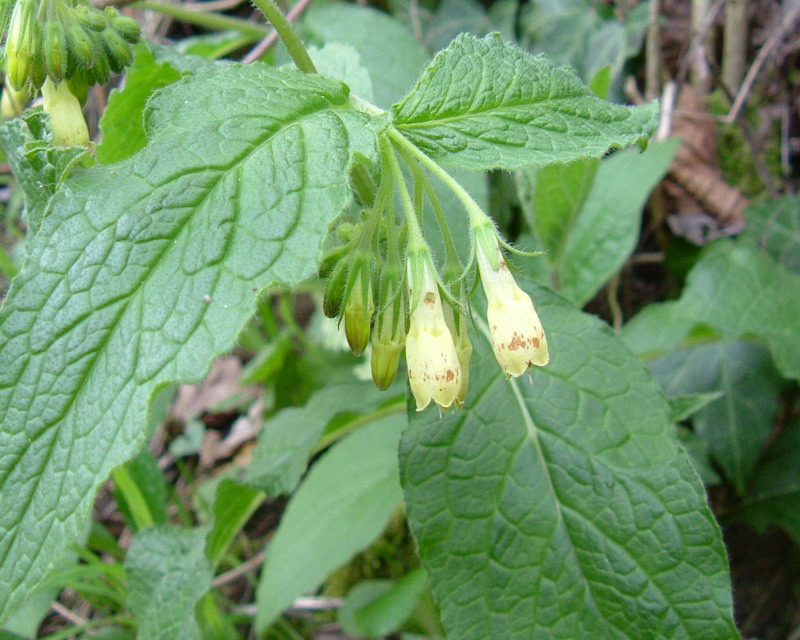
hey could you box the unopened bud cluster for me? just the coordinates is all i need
[1,0,140,142]
[323,193,549,412]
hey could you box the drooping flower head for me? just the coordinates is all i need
[405,256,461,411]
[474,226,548,377]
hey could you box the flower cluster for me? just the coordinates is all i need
[1,0,140,143]
[323,134,549,411]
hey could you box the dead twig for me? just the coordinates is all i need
[723,2,800,123]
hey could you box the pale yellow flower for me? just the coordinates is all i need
[477,243,548,377]
[405,261,461,411]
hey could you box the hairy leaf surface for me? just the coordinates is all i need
[400,283,738,640]
[0,65,373,621]
[126,525,213,640]
[392,34,658,171]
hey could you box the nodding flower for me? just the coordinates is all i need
[405,259,461,411]
[476,240,548,378]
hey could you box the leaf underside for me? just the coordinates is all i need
[0,64,373,620]
[400,283,738,640]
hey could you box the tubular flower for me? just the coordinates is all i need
[41,78,89,146]
[370,267,406,390]
[405,260,461,411]
[477,242,548,377]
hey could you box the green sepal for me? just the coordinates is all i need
[322,255,349,319]
[44,21,69,82]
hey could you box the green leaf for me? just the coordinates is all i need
[517,140,676,303]
[125,525,213,640]
[255,415,406,633]
[0,110,88,233]
[0,65,375,622]
[521,0,649,85]
[246,381,394,496]
[301,3,430,109]
[622,239,800,381]
[735,417,800,543]
[649,340,784,492]
[309,43,374,104]
[205,479,264,568]
[339,567,429,638]
[115,448,169,531]
[391,33,658,171]
[668,392,724,423]
[677,427,721,486]
[516,158,599,281]
[400,283,738,640]
[97,45,182,164]
[743,195,800,274]
[558,141,677,304]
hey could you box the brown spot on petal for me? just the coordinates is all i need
[424,292,435,305]
[533,338,540,348]
[508,333,526,351]
[446,369,454,381]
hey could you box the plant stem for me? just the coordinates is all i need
[402,152,461,271]
[388,128,487,228]
[133,1,269,39]
[381,135,425,250]
[249,0,316,73]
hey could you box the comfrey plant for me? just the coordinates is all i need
[323,130,549,410]
[0,1,740,637]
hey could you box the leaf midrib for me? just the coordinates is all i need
[394,92,587,130]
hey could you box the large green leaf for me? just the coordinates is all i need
[391,34,658,171]
[649,340,784,493]
[255,415,406,632]
[735,417,800,544]
[0,65,374,621]
[622,239,800,381]
[517,140,676,304]
[125,525,213,640]
[743,195,800,274]
[400,283,737,639]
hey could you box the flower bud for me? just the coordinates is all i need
[343,259,374,355]
[65,24,95,70]
[322,257,348,319]
[1,81,29,117]
[370,267,406,390]
[41,77,89,146]
[5,0,36,90]
[101,27,132,74]
[44,21,68,82]
[405,259,461,411]
[110,14,141,44]
[476,242,548,377]
[73,6,107,32]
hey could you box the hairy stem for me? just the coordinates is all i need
[249,0,316,73]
